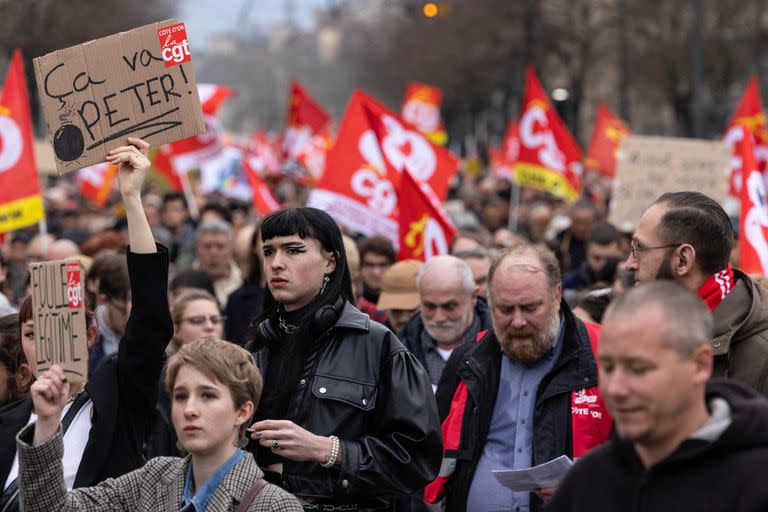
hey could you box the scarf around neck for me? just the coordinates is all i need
[697,265,735,312]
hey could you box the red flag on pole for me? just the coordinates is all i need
[400,81,448,145]
[242,152,280,216]
[585,104,630,178]
[0,49,44,232]
[738,126,768,275]
[725,76,768,197]
[398,169,457,261]
[515,66,583,202]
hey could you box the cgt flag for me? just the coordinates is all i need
[738,126,768,275]
[515,66,583,202]
[0,49,44,232]
[401,81,448,145]
[490,121,520,180]
[398,169,456,261]
[585,104,630,178]
[725,76,768,197]
[307,90,457,242]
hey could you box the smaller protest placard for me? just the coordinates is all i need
[29,260,88,382]
[609,136,731,231]
[33,19,204,174]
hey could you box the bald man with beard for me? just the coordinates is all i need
[426,243,611,512]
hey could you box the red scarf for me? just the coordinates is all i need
[697,264,735,312]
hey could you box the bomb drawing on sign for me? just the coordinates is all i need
[54,123,85,162]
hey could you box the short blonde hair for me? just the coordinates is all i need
[165,337,263,435]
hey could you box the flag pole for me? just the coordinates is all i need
[508,181,520,232]
[179,172,199,220]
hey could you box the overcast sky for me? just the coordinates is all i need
[179,0,328,46]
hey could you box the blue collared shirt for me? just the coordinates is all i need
[466,317,565,512]
[180,449,245,512]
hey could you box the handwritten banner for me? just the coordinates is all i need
[29,260,88,382]
[33,20,204,174]
[609,135,731,231]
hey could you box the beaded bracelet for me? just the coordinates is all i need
[320,435,340,468]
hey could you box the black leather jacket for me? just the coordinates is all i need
[251,302,442,507]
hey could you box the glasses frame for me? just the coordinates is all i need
[629,240,682,260]
[182,314,226,326]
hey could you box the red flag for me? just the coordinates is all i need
[515,66,583,202]
[78,162,117,207]
[398,169,457,261]
[151,84,232,189]
[490,121,520,179]
[0,49,44,231]
[307,90,458,241]
[725,76,768,197]
[738,126,768,275]
[197,84,234,116]
[242,152,280,216]
[361,92,458,200]
[401,81,448,145]
[585,104,630,178]
[283,81,331,179]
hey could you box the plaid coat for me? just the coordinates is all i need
[17,426,302,512]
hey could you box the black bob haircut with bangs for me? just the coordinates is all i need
[258,208,354,323]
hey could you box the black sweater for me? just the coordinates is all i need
[548,379,768,512]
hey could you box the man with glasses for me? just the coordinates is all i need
[627,191,768,395]
[357,236,396,324]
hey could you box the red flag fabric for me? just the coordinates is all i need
[250,130,283,177]
[398,169,457,261]
[151,84,231,189]
[197,83,234,116]
[243,151,281,216]
[515,66,583,202]
[401,81,448,145]
[490,121,520,179]
[283,81,332,180]
[307,90,458,241]
[361,93,458,200]
[78,162,117,207]
[738,126,768,275]
[0,49,44,231]
[585,104,630,178]
[725,76,768,197]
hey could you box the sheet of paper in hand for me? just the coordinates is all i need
[29,260,88,382]
[33,20,204,174]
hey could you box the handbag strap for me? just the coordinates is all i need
[0,390,91,512]
[235,479,268,512]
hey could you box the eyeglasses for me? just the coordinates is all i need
[183,315,226,326]
[629,240,681,260]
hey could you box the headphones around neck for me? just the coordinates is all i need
[254,296,346,350]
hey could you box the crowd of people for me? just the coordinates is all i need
[1,137,768,511]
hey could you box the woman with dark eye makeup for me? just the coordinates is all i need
[246,207,443,511]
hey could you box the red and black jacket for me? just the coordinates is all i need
[425,301,611,512]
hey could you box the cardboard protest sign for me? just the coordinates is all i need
[33,20,204,174]
[29,260,88,382]
[609,135,731,232]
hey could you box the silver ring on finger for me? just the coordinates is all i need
[272,439,280,449]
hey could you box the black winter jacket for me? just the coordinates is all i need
[548,379,768,512]
[434,300,600,512]
[250,301,442,508]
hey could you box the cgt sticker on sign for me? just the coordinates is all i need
[158,22,191,67]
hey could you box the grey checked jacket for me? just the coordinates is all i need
[16,425,302,512]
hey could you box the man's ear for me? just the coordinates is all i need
[691,343,714,384]
[676,244,697,276]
